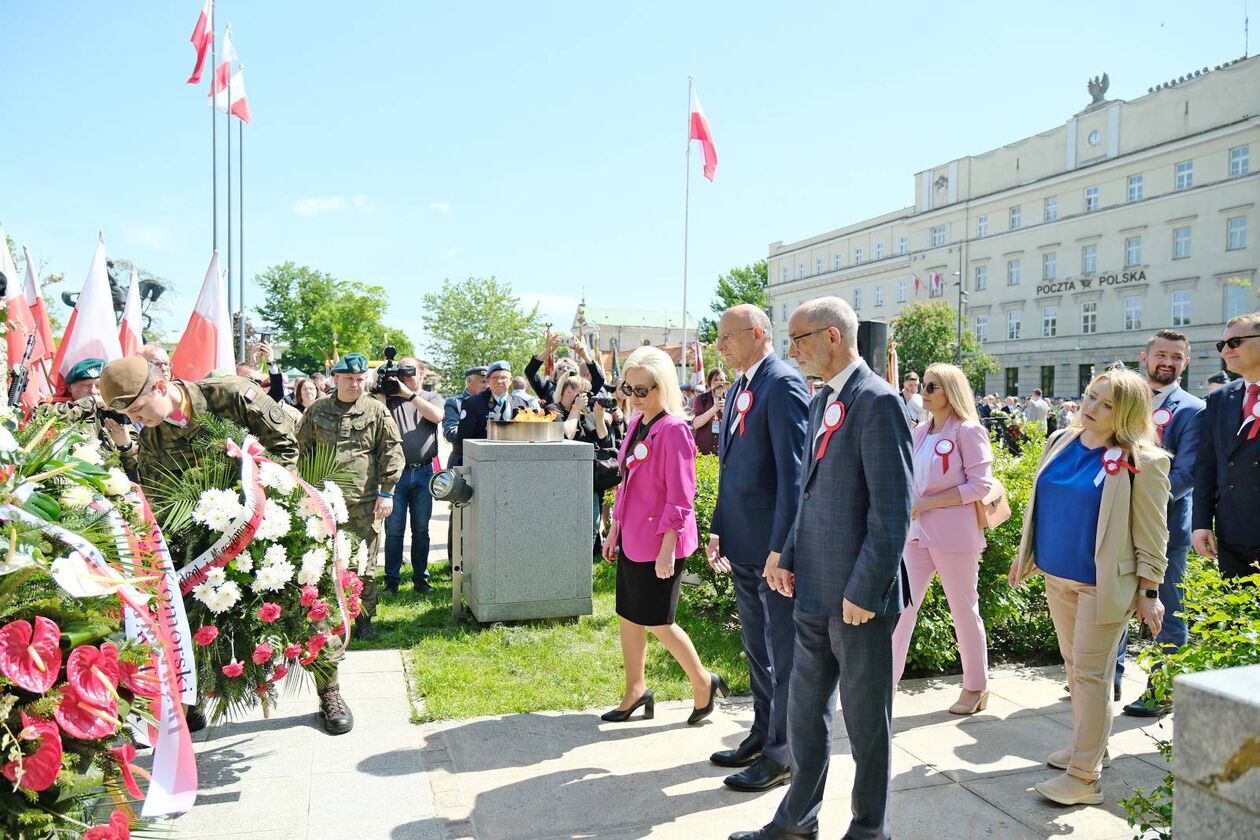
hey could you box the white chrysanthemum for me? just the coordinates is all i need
[255,499,293,542]
[193,488,245,532]
[296,564,323,586]
[322,481,348,524]
[354,540,369,575]
[206,587,239,614]
[205,567,227,587]
[301,547,329,568]
[191,581,215,606]
[264,544,288,567]
[71,443,104,466]
[304,516,333,541]
[258,461,297,495]
[102,467,131,497]
[233,553,254,573]
[217,579,241,602]
[251,559,295,593]
[60,484,94,510]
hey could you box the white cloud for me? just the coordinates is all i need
[446,248,457,258]
[351,194,374,213]
[294,196,347,216]
[430,201,450,214]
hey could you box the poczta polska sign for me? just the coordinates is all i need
[1036,270,1147,296]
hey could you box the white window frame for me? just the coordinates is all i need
[1230,145,1250,177]
[1084,186,1099,213]
[1124,236,1142,267]
[1225,280,1250,319]
[874,284,884,306]
[1124,296,1142,331]
[874,242,884,260]
[974,265,987,291]
[897,278,907,302]
[1175,160,1194,190]
[797,262,805,279]
[1081,301,1098,335]
[1042,252,1057,281]
[1042,306,1057,337]
[930,225,946,248]
[1127,174,1144,202]
[1227,216,1248,251]
[975,314,988,343]
[853,288,863,310]
[781,265,788,282]
[1171,290,1191,326]
[1007,310,1021,340]
[854,247,864,265]
[1044,196,1058,222]
[977,216,988,237]
[897,236,908,255]
[1173,227,1191,259]
[1009,207,1021,230]
[1007,258,1020,286]
[814,257,823,275]
[833,253,843,271]
[1081,243,1097,273]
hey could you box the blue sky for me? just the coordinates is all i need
[1,0,1249,356]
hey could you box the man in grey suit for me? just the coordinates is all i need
[733,297,913,840]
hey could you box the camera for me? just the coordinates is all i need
[101,409,130,425]
[372,345,417,396]
[589,392,618,410]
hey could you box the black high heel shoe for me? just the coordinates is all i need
[601,689,655,722]
[688,673,730,725]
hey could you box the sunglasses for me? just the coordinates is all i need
[923,382,942,394]
[1216,334,1260,353]
[619,383,658,399]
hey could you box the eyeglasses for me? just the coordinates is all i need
[1216,334,1260,353]
[787,326,832,349]
[619,383,658,399]
[716,327,755,344]
[923,382,942,394]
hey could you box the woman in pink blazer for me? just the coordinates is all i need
[891,363,997,714]
[601,346,728,725]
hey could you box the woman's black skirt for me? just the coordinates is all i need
[615,548,685,626]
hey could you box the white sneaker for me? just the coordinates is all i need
[1047,746,1110,770]
[1035,772,1103,806]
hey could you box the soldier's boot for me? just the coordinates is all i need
[318,685,354,735]
[354,614,376,640]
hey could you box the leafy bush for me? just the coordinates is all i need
[681,455,736,620]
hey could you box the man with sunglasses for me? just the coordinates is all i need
[1193,312,1260,579]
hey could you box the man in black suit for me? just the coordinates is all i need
[734,296,913,840]
[1193,311,1260,579]
[706,304,809,793]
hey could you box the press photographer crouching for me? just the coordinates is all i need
[550,372,620,555]
[373,351,446,595]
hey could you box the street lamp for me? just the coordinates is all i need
[952,270,967,365]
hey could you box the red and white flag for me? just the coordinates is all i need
[228,68,252,123]
[120,266,144,357]
[171,251,234,381]
[688,86,718,182]
[1,232,50,409]
[930,272,943,295]
[186,0,214,84]
[49,232,124,393]
[23,245,56,362]
[690,339,705,390]
[912,273,922,295]
[210,26,237,111]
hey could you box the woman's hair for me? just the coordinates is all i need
[560,375,592,398]
[706,367,725,388]
[621,346,683,415]
[1075,366,1158,454]
[923,363,978,423]
[292,378,318,408]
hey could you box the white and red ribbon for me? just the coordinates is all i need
[1244,402,1260,441]
[294,474,354,643]
[1094,446,1139,487]
[733,390,754,437]
[814,401,846,462]
[177,437,267,595]
[934,438,955,473]
[1152,407,1173,444]
[626,441,650,471]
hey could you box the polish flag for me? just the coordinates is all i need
[186,0,214,84]
[210,27,237,110]
[120,266,144,357]
[912,274,922,294]
[49,232,124,393]
[23,245,56,362]
[228,68,252,123]
[688,87,718,182]
[930,272,943,295]
[1,232,49,409]
[171,251,234,381]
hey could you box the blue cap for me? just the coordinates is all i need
[487,360,511,375]
[465,366,489,377]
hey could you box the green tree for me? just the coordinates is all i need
[421,276,542,384]
[255,262,414,374]
[698,260,769,342]
[891,301,998,392]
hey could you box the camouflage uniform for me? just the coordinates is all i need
[36,398,139,477]
[296,392,403,621]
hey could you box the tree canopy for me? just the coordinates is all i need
[698,260,768,342]
[420,276,542,384]
[890,301,998,393]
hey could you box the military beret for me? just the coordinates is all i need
[465,366,489,377]
[331,353,369,374]
[487,360,511,375]
[100,355,156,408]
[66,358,105,385]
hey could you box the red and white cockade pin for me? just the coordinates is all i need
[814,401,846,462]
[1152,407,1174,443]
[1245,402,1260,441]
[1094,446,1139,486]
[626,441,651,471]
[934,438,955,473]
[733,390,754,437]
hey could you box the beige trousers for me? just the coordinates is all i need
[1043,573,1131,782]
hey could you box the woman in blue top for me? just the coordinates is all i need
[1010,366,1170,807]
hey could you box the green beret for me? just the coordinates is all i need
[100,355,155,408]
[331,353,369,374]
[66,358,105,385]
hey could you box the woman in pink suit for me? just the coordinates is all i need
[891,362,997,715]
[601,346,729,724]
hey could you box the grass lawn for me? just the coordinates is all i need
[351,561,750,722]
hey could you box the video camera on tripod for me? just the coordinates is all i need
[371,345,417,396]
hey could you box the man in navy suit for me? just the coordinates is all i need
[1119,329,1205,716]
[706,305,809,792]
[733,297,912,840]
[1194,311,1260,579]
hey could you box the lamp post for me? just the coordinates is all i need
[952,268,967,365]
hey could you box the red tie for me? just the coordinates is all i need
[1244,383,1260,427]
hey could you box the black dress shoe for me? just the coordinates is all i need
[318,686,354,735]
[725,756,791,792]
[601,689,654,722]
[711,733,764,767]
[415,580,436,595]
[729,824,817,840]
[1123,694,1172,717]
[688,672,730,725]
[382,579,399,595]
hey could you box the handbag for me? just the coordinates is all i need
[952,422,1012,530]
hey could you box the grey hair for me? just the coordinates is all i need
[798,296,858,347]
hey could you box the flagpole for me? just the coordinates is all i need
[238,106,246,360]
[681,76,692,387]
[210,0,217,254]
[226,29,234,358]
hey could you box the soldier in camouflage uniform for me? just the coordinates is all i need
[297,353,403,643]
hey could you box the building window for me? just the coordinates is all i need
[1007,311,1021,340]
[1044,196,1058,222]
[1005,367,1019,397]
[853,288,863,310]
[833,253,843,271]
[1127,174,1144,202]
[797,263,805,279]
[1175,160,1194,190]
[897,278,907,303]
[874,242,884,260]
[1084,186,1100,213]
[1081,243,1098,273]
[815,257,823,275]
[1007,259,1021,286]
[1124,236,1142,267]
[929,226,946,248]
[1041,366,1055,396]
[974,265,987,291]
[854,247,864,265]
[781,265,788,282]
[1173,227,1192,259]
[1042,306,1057,337]
[1230,145,1251,177]
[1009,207,1022,230]
[1226,280,1251,319]
[1079,364,1094,395]
[1172,290,1191,326]
[1124,296,1143,331]
[1227,216,1248,251]
[897,236,908,255]
[977,216,988,237]
[1042,252,1057,280]
[975,314,988,343]
[874,284,884,306]
[1081,301,1098,334]
[782,303,788,321]
[782,339,789,355]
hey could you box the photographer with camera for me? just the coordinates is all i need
[373,349,445,595]
[690,368,729,456]
[526,331,605,405]
[549,372,620,554]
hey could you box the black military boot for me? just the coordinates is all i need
[354,615,376,640]
[318,686,354,735]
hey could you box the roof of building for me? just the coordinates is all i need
[577,306,699,331]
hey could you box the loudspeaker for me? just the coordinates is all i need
[857,320,888,381]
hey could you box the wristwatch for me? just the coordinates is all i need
[1142,588,1159,599]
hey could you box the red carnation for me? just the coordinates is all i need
[271,664,289,682]
[221,661,244,678]
[299,585,319,608]
[193,626,219,646]
[257,603,282,624]
[300,652,317,667]
[283,643,302,660]
[251,643,274,665]
[306,631,329,655]
[255,683,269,697]
[306,602,330,622]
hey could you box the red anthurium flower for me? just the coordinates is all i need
[193,626,219,646]
[257,602,282,623]
[1,713,63,791]
[118,656,161,700]
[299,585,319,608]
[82,809,130,840]
[0,616,64,694]
[66,644,122,707]
[251,643,273,665]
[282,643,302,660]
[271,664,289,683]
[55,682,120,740]
[221,661,244,678]
[109,743,145,799]
[306,602,330,622]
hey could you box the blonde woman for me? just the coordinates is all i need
[890,363,996,714]
[1010,366,1169,806]
[601,346,728,724]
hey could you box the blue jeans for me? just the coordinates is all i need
[1115,543,1189,687]
[384,464,434,586]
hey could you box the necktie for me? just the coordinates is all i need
[1243,383,1260,429]
[725,375,748,437]
[811,384,834,440]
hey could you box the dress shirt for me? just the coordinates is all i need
[1151,385,1171,410]
[725,352,770,437]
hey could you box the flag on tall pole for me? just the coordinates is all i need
[49,232,124,393]
[1,232,51,409]
[681,77,718,387]
[171,252,234,381]
[228,68,252,123]
[210,26,238,111]
[22,245,56,364]
[186,0,214,84]
[120,266,143,357]
[688,87,719,182]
